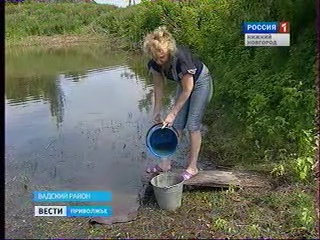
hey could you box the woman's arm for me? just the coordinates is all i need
[170,74,194,116]
[153,73,164,116]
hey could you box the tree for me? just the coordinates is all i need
[128,0,136,6]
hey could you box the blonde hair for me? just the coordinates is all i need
[143,26,177,58]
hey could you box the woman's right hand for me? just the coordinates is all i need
[153,113,163,124]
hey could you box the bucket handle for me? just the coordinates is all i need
[146,123,180,139]
[163,180,185,189]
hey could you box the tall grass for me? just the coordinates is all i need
[5,3,117,39]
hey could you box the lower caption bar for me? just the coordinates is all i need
[34,206,113,217]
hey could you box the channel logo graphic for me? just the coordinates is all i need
[278,22,290,33]
[34,206,113,217]
[33,191,112,202]
[243,22,290,46]
[34,206,67,216]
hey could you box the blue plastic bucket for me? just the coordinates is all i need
[146,123,179,158]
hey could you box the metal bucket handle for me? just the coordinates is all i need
[145,123,180,141]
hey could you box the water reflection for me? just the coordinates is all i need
[5,46,176,126]
[5,45,132,127]
[6,76,65,129]
[125,53,176,114]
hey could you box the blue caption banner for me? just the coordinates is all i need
[243,22,278,33]
[33,191,112,202]
[67,206,113,217]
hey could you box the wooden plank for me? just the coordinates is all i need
[143,169,271,189]
[172,169,240,188]
[232,170,271,188]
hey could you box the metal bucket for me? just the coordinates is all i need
[146,123,179,158]
[150,172,184,211]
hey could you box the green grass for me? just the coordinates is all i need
[10,184,316,239]
[5,2,118,40]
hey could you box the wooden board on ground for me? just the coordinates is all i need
[174,169,270,188]
[143,169,271,189]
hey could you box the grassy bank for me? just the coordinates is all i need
[6,34,107,48]
[5,0,318,238]
[10,184,316,239]
[5,3,117,39]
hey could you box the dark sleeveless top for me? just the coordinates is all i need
[147,45,204,82]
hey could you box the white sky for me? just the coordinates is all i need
[94,0,141,7]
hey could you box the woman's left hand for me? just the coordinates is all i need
[162,112,176,128]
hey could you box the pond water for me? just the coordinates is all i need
[5,44,205,236]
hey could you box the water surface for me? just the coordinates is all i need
[5,45,178,235]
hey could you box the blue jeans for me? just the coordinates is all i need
[173,64,214,132]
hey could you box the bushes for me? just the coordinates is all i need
[107,0,316,182]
